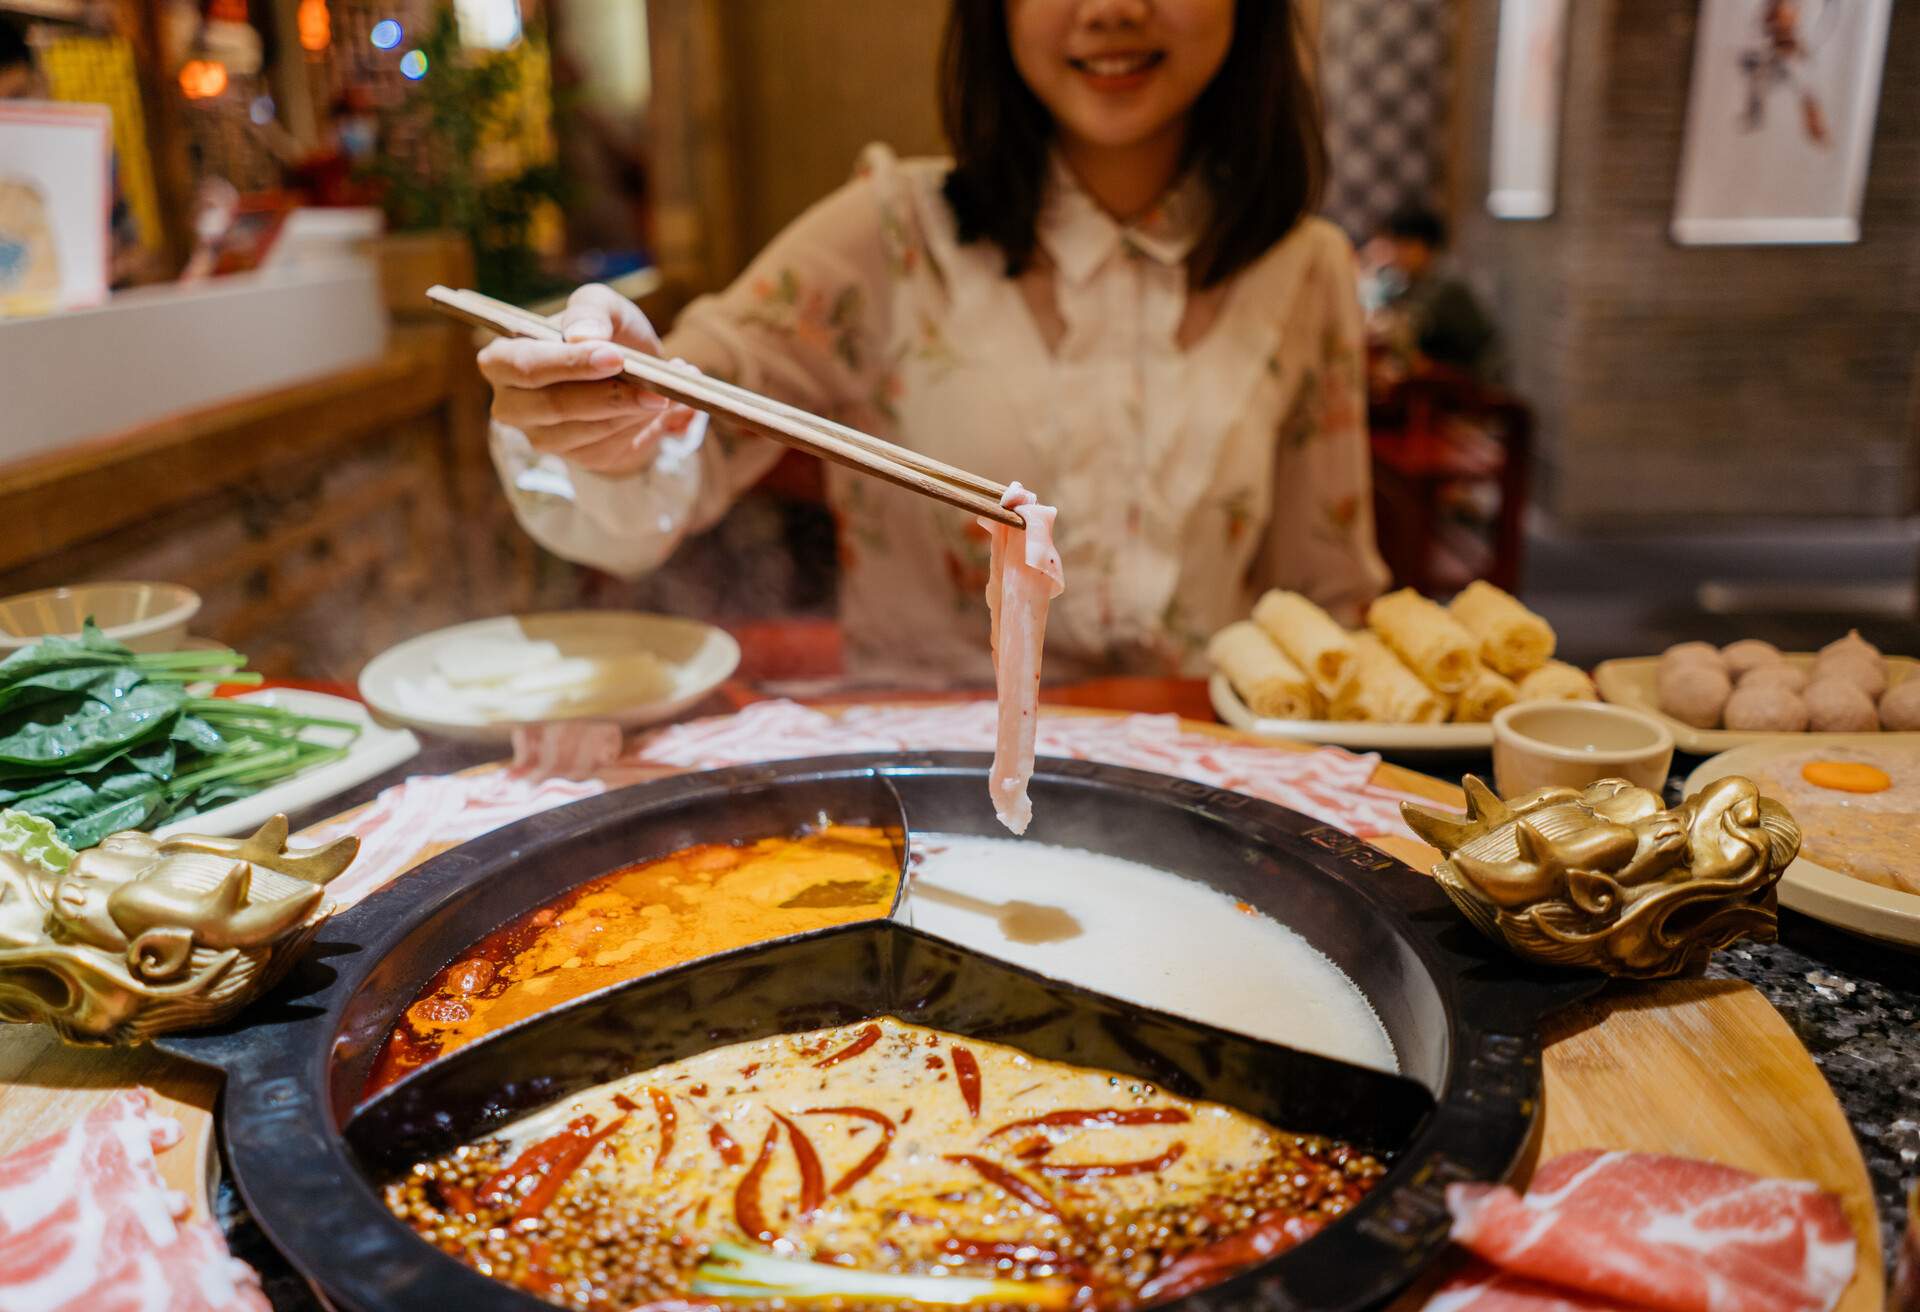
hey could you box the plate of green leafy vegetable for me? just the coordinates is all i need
[0,623,418,847]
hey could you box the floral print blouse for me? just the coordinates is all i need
[491,145,1388,685]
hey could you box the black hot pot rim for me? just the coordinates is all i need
[154,752,1603,1312]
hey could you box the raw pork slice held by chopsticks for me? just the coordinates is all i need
[982,482,1065,834]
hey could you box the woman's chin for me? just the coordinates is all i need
[1055,106,1188,156]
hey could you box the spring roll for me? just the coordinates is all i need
[1516,659,1598,703]
[1333,633,1447,724]
[1208,622,1317,720]
[982,482,1066,835]
[1251,590,1356,698]
[1453,666,1520,724]
[1448,581,1556,678]
[1366,588,1480,693]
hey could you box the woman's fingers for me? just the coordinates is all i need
[478,283,696,471]
[559,283,663,353]
[557,407,701,476]
[521,414,653,456]
[564,434,657,475]
[492,376,668,429]
[478,335,624,389]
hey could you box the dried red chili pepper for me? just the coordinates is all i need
[478,1114,628,1221]
[1034,1143,1186,1179]
[733,1124,781,1240]
[771,1112,825,1217]
[1137,1212,1325,1302]
[945,1154,1063,1220]
[986,1107,1189,1139]
[649,1087,676,1171]
[952,1045,982,1118]
[801,1106,898,1195]
[813,1023,883,1069]
[708,1122,744,1167]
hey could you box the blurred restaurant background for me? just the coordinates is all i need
[2,0,1917,684]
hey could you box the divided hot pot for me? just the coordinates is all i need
[156,754,1603,1311]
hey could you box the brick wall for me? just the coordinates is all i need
[1454,0,1920,525]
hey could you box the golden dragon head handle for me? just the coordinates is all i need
[1402,776,1799,979]
[0,815,357,1045]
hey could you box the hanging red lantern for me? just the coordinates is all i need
[297,0,330,52]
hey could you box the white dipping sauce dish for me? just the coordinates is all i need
[1492,700,1676,796]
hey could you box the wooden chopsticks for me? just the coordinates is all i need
[428,285,1024,527]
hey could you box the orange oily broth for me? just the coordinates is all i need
[364,827,900,1096]
[387,1018,1385,1311]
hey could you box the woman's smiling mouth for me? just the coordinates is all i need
[1068,50,1167,87]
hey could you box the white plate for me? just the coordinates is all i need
[1596,653,1920,752]
[358,612,740,743]
[152,689,420,839]
[1685,740,1920,950]
[1210,673,1494,752]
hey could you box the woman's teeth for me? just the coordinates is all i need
[1074,52,1162,76]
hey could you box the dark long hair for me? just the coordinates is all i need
[940,0,1325,289]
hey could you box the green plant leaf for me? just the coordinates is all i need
[62,783,167,850]
[0,682,185,769]
[170,714,228,755]
[122,737,177,780]
[11,769,166,848]
[0,635,131,687]
[0,665,129,716]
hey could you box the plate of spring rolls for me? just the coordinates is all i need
[1208,582,1599,752]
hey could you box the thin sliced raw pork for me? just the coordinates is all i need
[979,481,1065,834]
[0,1088,269,1312]
[1445,1149,1854,1312]
[1427,1260,1649,1310]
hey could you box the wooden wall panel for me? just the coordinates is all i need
[645,0,748,296]
[1456,0,1920,526]
[722,0,948,265]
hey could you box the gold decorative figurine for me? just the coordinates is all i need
[1402,776,1800,979]
[0,815,356,1044]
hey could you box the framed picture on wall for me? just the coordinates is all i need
[1487,0,1570,220]
[0,101,111,316]
[1672,0,1892,245]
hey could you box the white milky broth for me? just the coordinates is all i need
[905,835,1397,1073]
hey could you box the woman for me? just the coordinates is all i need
[481,0,1386,684]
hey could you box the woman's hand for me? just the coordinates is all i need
[477,283,697,476]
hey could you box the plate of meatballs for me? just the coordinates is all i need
[1593,630,1920,751]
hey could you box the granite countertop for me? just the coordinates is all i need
[1707,912,1919,1277]
[1643,751,1920,1279]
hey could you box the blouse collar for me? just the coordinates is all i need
[1036,152,1210,285]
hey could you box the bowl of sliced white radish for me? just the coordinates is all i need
[357,611,739,742]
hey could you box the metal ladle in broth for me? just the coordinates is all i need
[910,879,1084,944]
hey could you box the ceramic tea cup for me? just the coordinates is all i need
[1492,701,1675,797]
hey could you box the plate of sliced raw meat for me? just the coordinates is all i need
[0,1087,268,1311]
[1436,1149,1856,1312]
